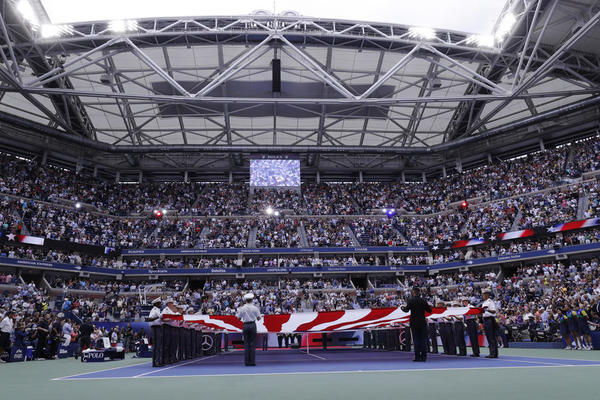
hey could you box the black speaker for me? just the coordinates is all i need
[272,59,281,92]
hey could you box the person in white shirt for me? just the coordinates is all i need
[161,298,180,365]
[0,311,15,362]
[62,321,73,346]
[147,297,163,367]
[462,297,480,357]
[481,289,499,358]
[236,293,262,366]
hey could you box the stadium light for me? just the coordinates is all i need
[461,200,469,209]
[161,209,167,215]
[494,12,517,42]
[382,208,388,213]
[74,202,81,209]
[40,24,74,38]
[17,0,39,26]
[108,19,138,33]
[274,211,280,217]
[408,27,436,40]
[466,34,495,48]
[265,207,274,215]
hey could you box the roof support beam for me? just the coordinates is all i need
[193,34,274,97]
[278,35,356,99]
[125,38,191,97]
[359,45,419,100]
[468,5,600,135]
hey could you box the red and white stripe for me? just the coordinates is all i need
[451,239,486,248]
[5,233,45,246]
[162,307,482,333]
[498,229,535,240]
[547,218,600,233]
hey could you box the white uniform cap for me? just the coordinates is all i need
[243,293,254,300]
[151,298,162,305]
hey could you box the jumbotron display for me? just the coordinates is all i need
[250,158,301,187]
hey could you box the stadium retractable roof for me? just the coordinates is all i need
[0,0,599,181]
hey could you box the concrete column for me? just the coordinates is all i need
[115,171,120,183]
[138,171,143,184]
[316,171,320,184]
[539,138,545,151]
[228,171,233,184]
[487,153,493,165]
[401,171,406,183]
[41,150,48,166]
[456,158,463,173]
[442,165,447,178]
[359,170,363,183]
[93,166,98,178]
[422,172,426,183]
[184,171,189,183]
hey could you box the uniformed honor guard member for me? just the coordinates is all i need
[161,298,180,364]
[482,289,499,358]
[147,297,163,367]
[448,314,458,355]
[428,315,439,354]
[401,287,432,362]
[436,301,450,354]
[236,293,262,366]
[462,297,480,357]
[452,302,467,356]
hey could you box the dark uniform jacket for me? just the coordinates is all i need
[401,296,432,330]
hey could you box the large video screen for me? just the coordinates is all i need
[250,159,301,187]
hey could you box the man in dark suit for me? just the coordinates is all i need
[401,287,432,362]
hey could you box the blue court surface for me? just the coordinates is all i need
[53,349,600,380]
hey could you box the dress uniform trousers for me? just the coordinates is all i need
[484,317,499,358]
[446,322,456,355]
[151,325,163,367]
[439,322,449,354]
[411,326,428,361]
[465,318,480,356]
[242,322,257,366]
[454,321,467,356]
[428,322,438,353]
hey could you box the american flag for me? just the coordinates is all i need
[162,307,482,333]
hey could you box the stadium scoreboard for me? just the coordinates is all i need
[250,155,300,187]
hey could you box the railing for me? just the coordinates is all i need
[2,241,600,277]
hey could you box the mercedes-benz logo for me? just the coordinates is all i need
[201,334,214,351]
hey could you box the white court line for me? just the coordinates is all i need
[52,360,151,381]
[490,358,570,367]
[424,353,571,367]
[304,352,327,360]
[133,355,218,378]
[49,363,600,381]
[52,356,216,381]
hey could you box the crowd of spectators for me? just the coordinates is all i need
[0,136,599,253]
[49,278,185,293]
[254,218,301,248]
[249,188,304,214]
[1,253,599,360]
[302,184,360,215]
[517,191,579,229]
[303,218,354,247]
[350,218,405,246]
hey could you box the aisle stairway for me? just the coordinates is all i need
[345,225,361,246]
[248,226,258,248]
